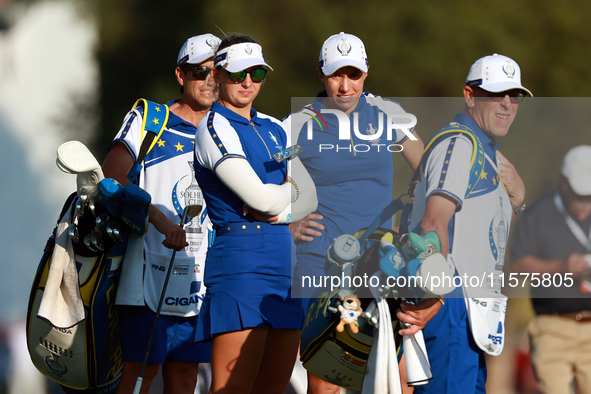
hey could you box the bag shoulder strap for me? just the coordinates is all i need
[415,122,486,199]
[127,98,169,182]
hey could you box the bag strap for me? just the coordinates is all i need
[127,98,169,183]
[402,124,486,233]
[357,197,406,246]
[413,123,485,199]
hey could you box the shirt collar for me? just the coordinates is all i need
[453,112,500,157]
[162,100,192,128]
[211,102,259,126]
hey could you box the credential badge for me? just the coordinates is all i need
[337,38,351,56]
[502,60,515,78]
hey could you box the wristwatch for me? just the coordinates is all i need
[511,201,526,214]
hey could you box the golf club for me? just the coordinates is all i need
[76,197,86,218]
[68,223,79,244]
[90,232,104,252]
[105,220,122,241]
[88,200,97,217]
[95,213,111,233]
[83,234,97,252]
[132,203,202,394]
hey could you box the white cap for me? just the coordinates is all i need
[318,32,368,76]
[214,42,273,72]
[466,54,533,97]
[562,145,591,196]
[177,34,221,66]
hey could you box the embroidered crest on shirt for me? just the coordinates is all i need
[268,131,279,147]
[366,123,381,145]
[489,197,509,270]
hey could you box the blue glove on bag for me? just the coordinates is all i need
[98,178,124,217]
[120,183,151,235]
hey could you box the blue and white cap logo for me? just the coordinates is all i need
[337,38,352,56]
[214,42,273,73]
[206,36,218,49]
[502,60,515,78]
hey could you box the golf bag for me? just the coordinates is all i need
[26,99,168,393]
[27,193,125,393]
[300,227,404,391]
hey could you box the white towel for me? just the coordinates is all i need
[403,329,433,385]
[37,204,85,328]
[114,232,146,306]
[362,286,402,394]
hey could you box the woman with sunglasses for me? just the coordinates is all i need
[102,34,220,394]
[193,35,317,394]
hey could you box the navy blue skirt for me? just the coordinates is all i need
[195,222,303,341]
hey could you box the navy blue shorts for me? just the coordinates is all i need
[413,297,487,394]
[119,306,211,364]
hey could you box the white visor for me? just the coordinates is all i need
[214,43,273,73]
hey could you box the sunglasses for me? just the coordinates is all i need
[182,65,212,81]
[475,88,526,104]
[227,68,267,84]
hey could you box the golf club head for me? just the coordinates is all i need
[370,308,379,327]
[90,232,104,252]
[84,234,97,252]
[95,213,110,232]
[76,199,85,218]
[378,286,391,298]
[362,300,376,321]
[106,220,122,241]
[88,200,97,217]
[68,223,79,243]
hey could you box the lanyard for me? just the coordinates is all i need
[553,190,591,252]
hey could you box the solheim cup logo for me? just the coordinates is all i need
[337,38,351,56]
[206,35,218,50]
[502,60,515,78]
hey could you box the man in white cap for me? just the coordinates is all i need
[511,145,591,394]
[102,33,221,394]
[407,54,531,393]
